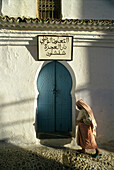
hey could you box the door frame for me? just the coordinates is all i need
[34,61,76,138]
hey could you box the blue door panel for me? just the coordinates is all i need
[37,61,72,132]
[56,62,72,131]
[37,62,55,132]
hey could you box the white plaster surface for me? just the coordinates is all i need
[0,30,113,146]
[0,44,40,143]
[62,0,114,20]
[1,0,36,18]
[0,0,114,20]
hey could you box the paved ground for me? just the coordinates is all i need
[0,143,114,170]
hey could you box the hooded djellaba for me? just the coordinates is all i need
[76,99,102,157]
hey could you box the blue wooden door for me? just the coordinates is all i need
[37,61,72,132]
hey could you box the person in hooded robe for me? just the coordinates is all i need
[76,99,101,157]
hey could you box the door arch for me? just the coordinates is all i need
[36,61,72,134]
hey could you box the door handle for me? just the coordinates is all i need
[52,88,57,94]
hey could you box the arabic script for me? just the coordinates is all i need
[40,36,70,57]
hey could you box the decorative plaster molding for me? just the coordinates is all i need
[0,30,114,47]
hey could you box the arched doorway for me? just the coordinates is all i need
[36,61,72,138]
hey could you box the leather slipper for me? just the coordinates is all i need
[93,154,102,158]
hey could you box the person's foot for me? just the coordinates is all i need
[93,148,102,158]
[82,148,85,153]
[96,148,100,155]
[93,153,102,158]
[77,149,85,154]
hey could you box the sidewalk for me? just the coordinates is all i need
[0,143,114,170]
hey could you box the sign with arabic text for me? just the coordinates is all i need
[38,35,73,61]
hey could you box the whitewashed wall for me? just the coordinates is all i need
[62,0,114,20]
[0,30,113,146]
[0,0,114,20]
[1,0,36,18]
[73,45,114,145]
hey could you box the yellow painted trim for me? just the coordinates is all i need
[36,0,40,18]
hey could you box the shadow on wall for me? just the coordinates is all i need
[0,118,34,128]
[0,0,2,15]
[0,98,34,109]
[76,35,114,147]
[0,97,35,142]
[81,0,114,19]
[26,36,38,61]
[87,47,114,145]
[104,0,114,6]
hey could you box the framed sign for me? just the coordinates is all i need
[37,35,73,61]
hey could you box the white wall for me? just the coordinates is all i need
[0,30,113,146]
[0,41,40,143]
[1,0,114,20]
[1,0,36,18]
[62,0,114,20]
[73,46,114,144]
